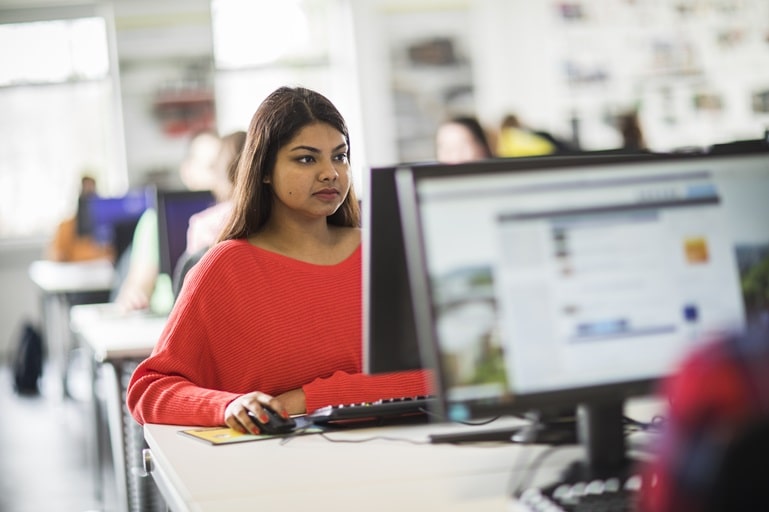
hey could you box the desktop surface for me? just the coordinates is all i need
[70,303,167,362]
[143,397,663,512]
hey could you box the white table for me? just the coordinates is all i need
[70,303,167,512]
[28,259,115,398]
[144,398,663,512]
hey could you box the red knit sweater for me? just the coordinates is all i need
[126,239,430,426]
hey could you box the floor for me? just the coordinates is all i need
[0,353,117,512]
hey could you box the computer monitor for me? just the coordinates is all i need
[396,148,769,478]
[155,189,215,277]
[79,188,152,258]
[362,164,424,374]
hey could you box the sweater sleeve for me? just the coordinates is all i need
[302,369,434,412]
[126,303,243,426]
[126,247,243,426]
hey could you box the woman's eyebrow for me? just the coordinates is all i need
[288,143,348,153]
[289,145,320,153]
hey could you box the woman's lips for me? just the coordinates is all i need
[314,188,339,200]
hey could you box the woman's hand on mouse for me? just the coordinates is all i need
[274,388,306,416]
[224,391,289,434]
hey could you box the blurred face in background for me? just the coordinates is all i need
[179,131,223,191]
[435,121,490,164]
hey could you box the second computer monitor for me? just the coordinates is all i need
[156,189,215,278]
[80,188,152,259]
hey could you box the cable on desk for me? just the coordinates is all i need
[420,406,505,426]
[508,443,566,497]
[276,425,430,446]
[623,414,666,434]
[316,432,431,445]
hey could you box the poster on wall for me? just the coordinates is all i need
[551,0,769,150]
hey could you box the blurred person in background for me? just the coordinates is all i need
[617,109,647,152]
[46,174,115,263]
[435,115,494,164]
[114,129,222,313]
[185,130,247,255]
[496,113,575,157]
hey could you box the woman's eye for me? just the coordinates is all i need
[335,153,349,163]
[297,155,315,164]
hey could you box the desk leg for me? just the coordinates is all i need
[85,345,105,502]
[103,362,130,512]
[103,361,166,512]
[40,293,72,400]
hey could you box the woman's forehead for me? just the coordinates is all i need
[285,122,346,148]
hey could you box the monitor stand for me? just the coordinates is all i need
[429,406,578,445]
[513,400,644,509]
[559,400,635,482]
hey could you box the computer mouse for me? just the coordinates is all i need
[246,406,296,435]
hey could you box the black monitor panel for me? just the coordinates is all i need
[80,188,152,258]
[156,189,215,277]
[362,165,423,374]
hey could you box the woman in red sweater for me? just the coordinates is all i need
[126,87,430,432]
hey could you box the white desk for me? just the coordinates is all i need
[144,398,662,512]
[70,303,167,512]
[144,418,565,512]
[28,259,115,398]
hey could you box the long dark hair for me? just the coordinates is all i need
[219,86,360,241]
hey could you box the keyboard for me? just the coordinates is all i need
[516,474,642,511]
[307,395,435,425]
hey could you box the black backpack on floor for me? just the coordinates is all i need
[12,321,44,395]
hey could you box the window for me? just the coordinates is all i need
[0,13,121,239]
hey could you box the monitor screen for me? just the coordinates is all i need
[362,155,653,377]
[396,149,769,473]
[362,164,423,374]
[156,189,215,277]
[80,188,152,258]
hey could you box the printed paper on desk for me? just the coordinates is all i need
[180,422,322,445]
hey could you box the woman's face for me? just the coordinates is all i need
[436,122,487,164]
[267,122,351,221]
